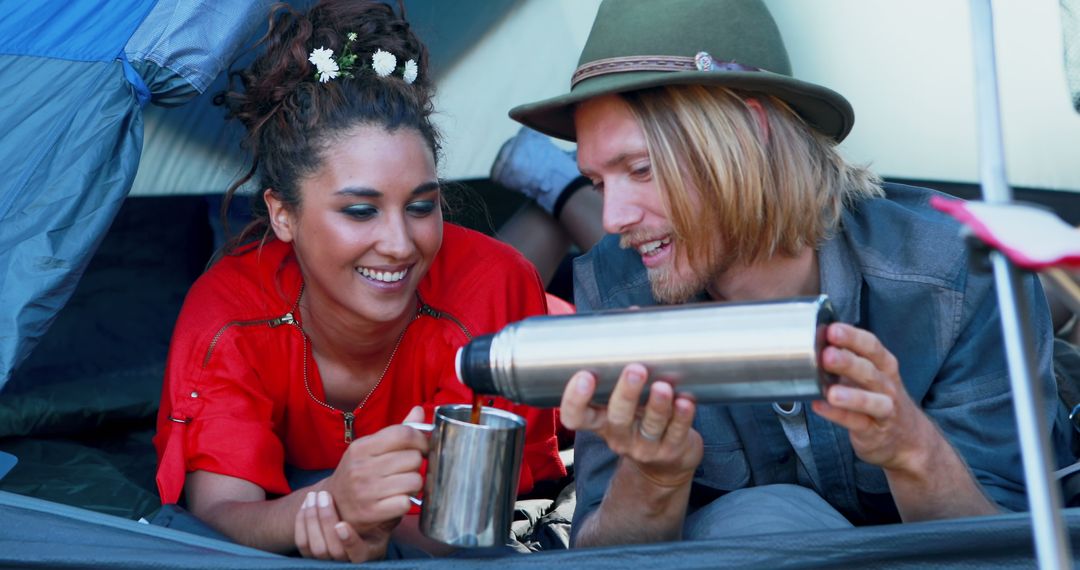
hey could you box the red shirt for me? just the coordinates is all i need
[154,224,566,504]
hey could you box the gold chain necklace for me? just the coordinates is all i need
[298,301,419,443]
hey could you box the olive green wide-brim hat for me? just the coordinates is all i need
[510,0,854,143]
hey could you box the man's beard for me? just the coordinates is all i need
[647,262,707,304]
[620,230,730,304]
[649,243,733,304]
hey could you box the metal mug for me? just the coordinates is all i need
[404,404,525,548]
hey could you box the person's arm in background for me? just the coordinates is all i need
[492,127,605,285]
[1041,269,1080,345]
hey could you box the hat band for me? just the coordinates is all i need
[571,52,761,88]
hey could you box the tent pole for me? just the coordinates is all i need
[968,1,1071,568]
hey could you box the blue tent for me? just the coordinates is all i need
[0,0,523,392]
[0,0,272,391]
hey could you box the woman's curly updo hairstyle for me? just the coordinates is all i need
[217,0,439,251]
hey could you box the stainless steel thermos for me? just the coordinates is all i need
[455,295,835,407]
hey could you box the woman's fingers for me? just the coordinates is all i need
[335,471,423,527]
[296,489,379,563]
[370,494,415,521]
[295,492,313,558]
[335,449,423,510]
[301,492,330,559]
[361,448,424,478]
[347,423,429,457]
[315,491,348,560]
[369,471,425,503]
[333,521,369,563]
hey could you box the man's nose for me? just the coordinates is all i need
[601,186,644,235]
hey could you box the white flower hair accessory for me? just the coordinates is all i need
[403,59,418,84]
[306,35,419,84]
[371,49,397,77]
[308,47,339,83]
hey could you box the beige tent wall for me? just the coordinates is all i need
[768,0,1080,193]
[433,0,600,180]
[131,0,1079,194]
[436,0,1080,193]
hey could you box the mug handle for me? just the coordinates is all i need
[402,421,435,506]
[402,422,434,433]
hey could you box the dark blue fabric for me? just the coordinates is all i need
[0,0,158,62]
[8,488,1080,568]
[0,451,15,481]
[150,504,235,543]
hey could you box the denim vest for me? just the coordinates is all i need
[570,183,1073,535]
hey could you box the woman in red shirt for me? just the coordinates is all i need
[153,0,564,562]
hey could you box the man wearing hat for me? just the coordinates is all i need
[507,0,1073,546]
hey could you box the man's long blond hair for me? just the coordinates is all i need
[621,85,883,269]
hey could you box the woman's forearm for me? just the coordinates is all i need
[185,470,318,553]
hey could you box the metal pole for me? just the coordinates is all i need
[968,1,1071,568]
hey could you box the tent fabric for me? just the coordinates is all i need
[0,0,517,392]
[124,0,275,104]
[127,0,521,198]
[0,54,146,393]
[2,488,1079,569]
[0,196,210,520]
[0,0,157,62]
[0,432,160,520]
[0,1,270,392]
[0,0,161,392]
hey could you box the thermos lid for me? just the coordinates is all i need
[455,334,497,395]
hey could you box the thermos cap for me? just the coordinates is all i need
[456,334,497,395]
